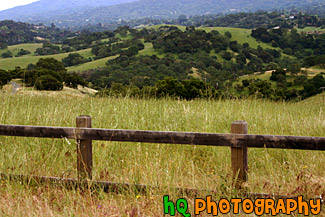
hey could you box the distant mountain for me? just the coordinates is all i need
[0,0,323,28]
[0,0,138,24]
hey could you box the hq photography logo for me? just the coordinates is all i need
[163,195,322,216]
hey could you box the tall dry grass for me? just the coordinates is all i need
[0,92,324,216]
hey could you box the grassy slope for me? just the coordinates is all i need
[0,93,324,215]
[1,26,320,73]
[295,26,325,33]
[200,26,274,49]
[232,68,325,93]
[137,42,165,58]
[67,55,118,72]
[0,43,43,59]
[0,48,93,70]
[8,43,43,54]
[0,26,281,72]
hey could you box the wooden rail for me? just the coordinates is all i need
[0,116,325,191]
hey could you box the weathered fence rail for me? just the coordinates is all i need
[1,122,325,150]
[0,116,324,195]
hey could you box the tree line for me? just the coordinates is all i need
[0,58,86,91]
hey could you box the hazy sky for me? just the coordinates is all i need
[0,0,39,11]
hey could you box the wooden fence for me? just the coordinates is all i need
[0,115,325,195]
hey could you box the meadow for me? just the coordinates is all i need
[66,55,119,72]
[0,89,324,216]
[0,47,93,71]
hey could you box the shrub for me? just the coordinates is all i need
[34,75,63,91]
[1,50,13,58]
[0,70,11,88]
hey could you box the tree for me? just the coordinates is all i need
[288,61,301,75]
[294,75,307,85]
[36,58,66,72]
[0,70,11,88]
[155,77,186,98]
[236,53,247,65]
[248,80,273,98]
[1,50,13,58]
[221,51,233,61]
[251,27,270,42]
[62,53,89,67]
[302,74,325,98]
[242,79,250,87]
[224,31,232,38]
[16,49,31,57]
[0,43,8,49]
[270,68,286,82]
[63,72,87,89]
[35,42,61,55]
[34,74,63,91]
[229,41,239,52]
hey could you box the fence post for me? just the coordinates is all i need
[231,120,248,187]
[76,115,92,180]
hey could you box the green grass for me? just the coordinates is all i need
[67,55,118,72]
[0,48,93,70]
[0,43,43,57]
[137,42,165,58]
[8,43,43,54]
[0,92,324,215]
[231,69,324,95]
[232,71,275,87]
[295,26,325,33]
[116,33,133,40]
[200,26,274,49]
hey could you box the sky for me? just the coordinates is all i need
[0,0,39,11]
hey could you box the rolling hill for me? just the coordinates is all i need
[0,0,324,28]
[0,26,275,71]
[0,0,138,24]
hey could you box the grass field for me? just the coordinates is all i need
[8,43,43,54]
[231,68,325,96]
[0,43,43,58]
[67,55,118,72]
[295,26,325,33]
[0,48,93,70]
[0,90,324,215]
[201,26,274,49]
[233,68,324,84]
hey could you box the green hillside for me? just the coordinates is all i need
[0,26,281,71]
[137,42,164,58]
[0,48,93,70]
[67,55,118,72]
[201,27,274,49]
[150,25,275,49]
[295,26,325,33]
[8,43,43,54]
